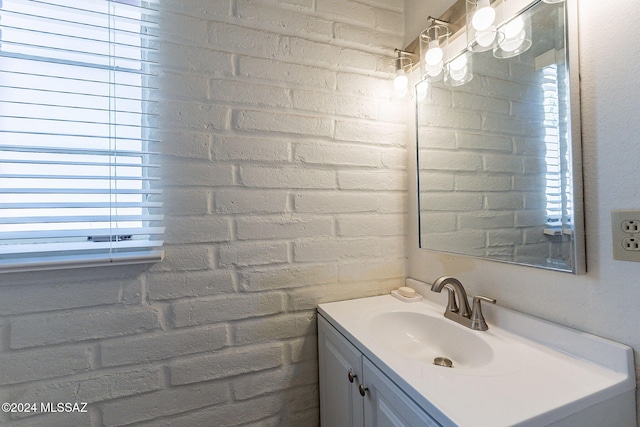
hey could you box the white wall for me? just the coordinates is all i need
[409,1,640,423]
[403,0,454,46]
[0,0,407,425]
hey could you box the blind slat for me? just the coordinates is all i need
[0,202,162,209]
[0,227,165,240]
[0,144,159,156]
[0,174,159,181]
[0,215,163,225]
[1,159,159,168]
[2,189,162,195]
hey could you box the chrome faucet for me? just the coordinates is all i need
[430,276,496,331]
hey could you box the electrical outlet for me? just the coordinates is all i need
[612,210,640,261]
[622,237,640,251]
[622,220,640,233]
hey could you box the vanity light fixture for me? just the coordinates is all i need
[403,0,547,91]
[493,10,532,58]
[420,17,450,82]
[392,49,413,99]
[466,0,501,52]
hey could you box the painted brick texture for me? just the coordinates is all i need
[417,49,571,264]
[0,0,407,426]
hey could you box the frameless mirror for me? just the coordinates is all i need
[416,0,586,273]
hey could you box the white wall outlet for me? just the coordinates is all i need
[612,210,640,261]
[622,220,640,233]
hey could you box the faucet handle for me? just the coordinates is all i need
[470,295,496,331]
[474,295,496,304]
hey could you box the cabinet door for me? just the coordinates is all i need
[318,315,364,427]
[363,358,441,427]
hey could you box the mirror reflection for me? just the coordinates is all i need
[416,0,585,273]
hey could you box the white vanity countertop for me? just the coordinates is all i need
[318,294,635,427]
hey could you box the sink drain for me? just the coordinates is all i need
[433,357,453,368]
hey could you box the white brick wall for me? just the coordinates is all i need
[417,50,570,263]
[0,0,406,425]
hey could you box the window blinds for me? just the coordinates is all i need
[0,0,163,272]
[542,64,571,229]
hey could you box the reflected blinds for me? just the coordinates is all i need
[542,64,571,228]
[0,0,163,272]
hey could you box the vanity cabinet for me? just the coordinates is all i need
[318,315,440,427]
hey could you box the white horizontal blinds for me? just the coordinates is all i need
[0,0,163,272]
[542,64,564,227]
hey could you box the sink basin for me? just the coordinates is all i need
[368,311,493,369]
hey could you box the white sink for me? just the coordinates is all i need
[368,311,493,369]
[318,291,636,427]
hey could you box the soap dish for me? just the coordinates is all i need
[391,289,423,303]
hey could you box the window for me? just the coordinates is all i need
[0,0,163,272]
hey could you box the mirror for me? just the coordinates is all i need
[416,0,586,273]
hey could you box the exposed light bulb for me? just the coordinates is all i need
[393,69,408,97]
[498,16,526,53]
[450,66,468,82]
[472,0,495,31]
[425,40,443,66]
[475,26,496,47]
[394,69,408,91]
[448,54,468,82]
[449,54,467,71]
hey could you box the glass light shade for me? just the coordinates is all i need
[392,55,413,100]
[426,61,443,79]
[503,15,524,38]
[466,0,501,52]
[493,12,532,58]
[420,23,449,82]
[476,27,498,47]
[393,70,409,98]
[445,51,473,87]
[542,0,564,3]
[394,70,408,93]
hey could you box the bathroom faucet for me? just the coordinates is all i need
[430,276,496,331]
[431,276,471,317]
